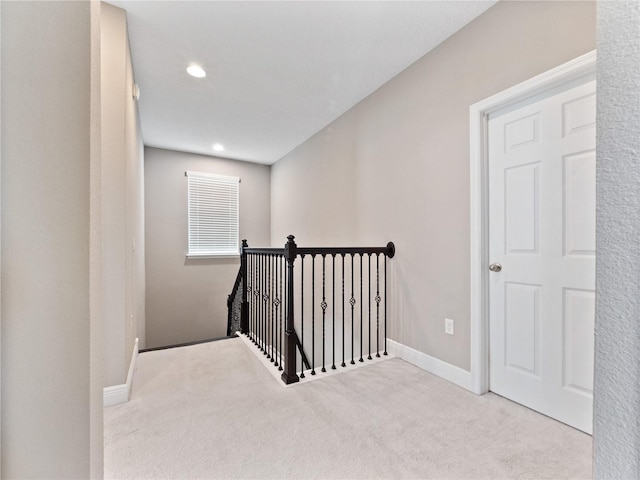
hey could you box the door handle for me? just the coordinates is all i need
[489,263,502,272]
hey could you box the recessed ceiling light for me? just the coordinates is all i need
[213,143,224,152]
[186,64,206,78]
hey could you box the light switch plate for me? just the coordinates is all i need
[445,318,454,335]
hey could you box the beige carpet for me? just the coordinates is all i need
[104,338,592,479]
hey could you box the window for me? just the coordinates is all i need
[186,171,240,257]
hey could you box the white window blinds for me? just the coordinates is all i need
[186,171,240,256]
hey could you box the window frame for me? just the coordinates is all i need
[185,171,240,258]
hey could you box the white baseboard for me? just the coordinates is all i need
[125,337,139,394]
[103,383,128,407]
[104,337,139,407]
[387,339,472,391]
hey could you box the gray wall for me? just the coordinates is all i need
[1,1,103,477]
[102,2,145,387]
[145,147,270,348]
[0,2,3,474]
[271,0,596,371]
[594,1,640,478]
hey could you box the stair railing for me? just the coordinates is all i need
[226,265,243,337]
[228,235,395,385]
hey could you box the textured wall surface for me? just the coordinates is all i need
[1,2,102,477]
[271,1,596,370]
[0,2,3,475]
[145,147,270,348]
[101,2,145,386]
[594,2,640,478]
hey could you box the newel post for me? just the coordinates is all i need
[240,239,249,334]
[282,235,300,384]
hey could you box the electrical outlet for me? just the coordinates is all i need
[445,318,454,335]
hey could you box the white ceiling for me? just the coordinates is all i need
[109,1,497,165]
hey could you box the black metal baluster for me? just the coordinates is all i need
[279,255,284,370]
[271,255,275,362]
[259,254,263,350]
[321,254,327,373]
[384,254,388,356]
[341,254,346,368]
[259,255,263,351]
[281,254,285,369]
[255,255,260,345]
[253,254,257,344]
[350,254,355,365]
[269,255,273,361]
[256,254,259,344]
[276,255,279,364]
[272,256,276,363]
[253,255,260,346]
[267,255,275,363]
[263,254,267,354]
[273,255,277,364]
[273,255,276,361]
[255,254,259,345]
[246,254,250,339]
[368,253,372,361]
[247,254,251,340]
[255,254,257,341]
[274,255,279,367]
[251,254,255,342]
[259,255,262,345]
[300,255,305,378]
[359,253,363,363]
[267,255,271,357]
[274,255,278,364]
[376,253,381,358]
[331,254,336,370]
[255,255,260,347]
[249,255,252,341]
[266,254,269,355]
[311,254,316,375]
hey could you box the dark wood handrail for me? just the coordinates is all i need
[244,244,395,259]
[297,243,395,258]
[244,247,285,255]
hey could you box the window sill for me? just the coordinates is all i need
[186,253,240,260]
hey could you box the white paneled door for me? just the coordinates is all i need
[488,77,596,434]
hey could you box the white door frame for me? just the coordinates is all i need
[469,50,597,395]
